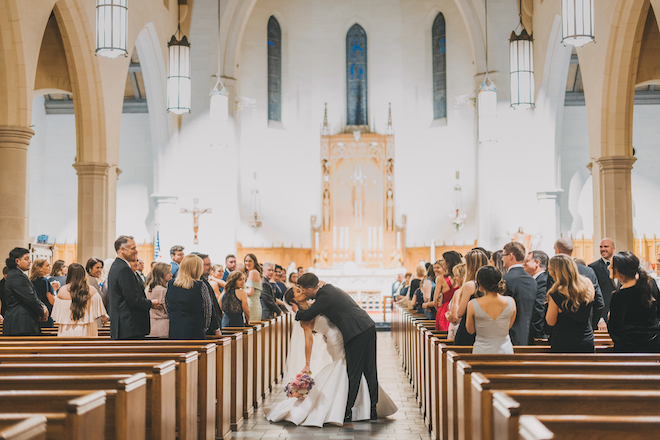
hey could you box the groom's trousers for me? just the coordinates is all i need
[344,326,378,418]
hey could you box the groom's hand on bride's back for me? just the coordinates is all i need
[291,303,299,312]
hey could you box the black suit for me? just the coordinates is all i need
[201,277,222,335]
[261,280,281,320]
[546,263,605,331]
[503,266,537,345]
[3,269,45,335]
[0,278,8,317]
[589,258,616,323]
[531,271,549,339]
[109,258,152,339]
[296,283,378,419]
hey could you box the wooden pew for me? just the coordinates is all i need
[0,416,47,440]
[0,352,198,440]
[454,359,660,440]
[0,373,146,440]
[493,389,660,440]
[0,390,106,440]
[223,327,254,420]
[0,344,215,440]
[0,361,176,440]
[519,414,660,440]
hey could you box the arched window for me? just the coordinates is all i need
[267,16,281,122]
[346,24,368,126]
[432,13,447,120]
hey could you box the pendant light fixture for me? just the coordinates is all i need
[561,0,595,47]
[478,0,497,143]
[510,0,535,108]
[167,1,191,114]
[95,0,128,58]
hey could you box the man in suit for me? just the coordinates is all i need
[391,273,403,299]
[523,250,549,340]
[0,266,8,318]
[294,273,378,423]
[553,237,605,328]
[261,262,282,320]
[274,265,288,312]
[502,241,538,345]
[589,238,617,330]
[2,248,48,335]
[136,258,146,286]
[109,236,161,339]
[191,252,222,335]
[218,254,237,293]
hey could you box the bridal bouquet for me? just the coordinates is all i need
[285,372,315,400]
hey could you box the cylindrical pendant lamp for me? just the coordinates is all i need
[95,0,128,58]
[167,34,191,114]
[562,0,595,47]
[510,29,535,108]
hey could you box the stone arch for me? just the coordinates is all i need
[52,0,107,163]
[0,0,30,127]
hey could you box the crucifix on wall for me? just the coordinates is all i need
[180,198,211,244]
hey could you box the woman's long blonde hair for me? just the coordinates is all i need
[173,255,203,289]
[547,254,594,312]
[464,249,489,284]
[30,259,48,282]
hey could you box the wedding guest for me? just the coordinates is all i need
[209,264,224,301]
[85,258,104,295]
[170,245,185,277]
[166,255,212,340]
[221,271,250,327]
[146,262,172,338]
[262,262,283,319]
[244,253,263,322]
[3,248,48,335]
[608,251,660,352]
[218,254,237,293]
[420,264,436,319]
[545,254,598,353]
[0,267,8,317]
[288,272,298,287]
[446,263,466,340]
[29,259,55,328]
[191,252,222,335]
[589,238,617,330]
[433,252,462,331]
[502,242,537,345]
[51,263,108,337]
[409,265,425,312]
[297,267,304,277]
[274,265,288,310]
[553,237,605,329]
[108,236,161,339]
[450,249,489,345]
[466,266,516,353]
[523,250,549,340]
[492,250,507,274]
[392,273,404,298]
[48,259,67,292]
[136,258,146,286]
[99,258,114,314]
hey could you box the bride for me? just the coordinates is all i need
[265,286,397,427]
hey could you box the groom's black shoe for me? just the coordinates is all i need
[370,406,378,421]
[344,414,352,424]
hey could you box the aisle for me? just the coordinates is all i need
[232,331,430,440]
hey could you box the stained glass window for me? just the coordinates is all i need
[346,24,368,126]
[268,16,281,122]
[432,13,447,120]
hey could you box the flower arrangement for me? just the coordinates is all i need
[284,372,315,399]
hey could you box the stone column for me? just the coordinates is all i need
[596,156,637,253]
[536,190,564,254]
[73,162,110,263]
[0,126,34,261]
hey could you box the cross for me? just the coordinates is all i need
[180,198,212,244]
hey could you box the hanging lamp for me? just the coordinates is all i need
[510,0,535,108]
[167,2,191,114]
[561,0,595,47]
[95,0,128,58]
[478,0,497,143]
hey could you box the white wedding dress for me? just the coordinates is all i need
[265,315,397,426]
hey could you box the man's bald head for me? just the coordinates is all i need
[599,238,615,261]
[554,237,574,256]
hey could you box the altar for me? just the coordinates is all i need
[311,128,406,274]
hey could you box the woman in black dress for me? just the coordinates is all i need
[29,259,55,328]
[545,254,597,353]
[608,251,660,352]
[221,270,250,327]
[166,255,212,340]
[3,248,48,335]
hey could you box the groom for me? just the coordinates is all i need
[294,273,379,423]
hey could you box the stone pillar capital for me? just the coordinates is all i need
[73,162,111,177]
[151,194,179,205]
[536,189,564,201]
[0,125,35,150]
[596,155,637,172]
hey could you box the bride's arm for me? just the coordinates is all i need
[300,320,315,373]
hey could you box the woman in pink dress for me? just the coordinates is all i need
[434,251,463,331]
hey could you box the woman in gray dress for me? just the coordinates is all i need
[466,266,516,354]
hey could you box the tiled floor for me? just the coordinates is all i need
[232,332,430,440]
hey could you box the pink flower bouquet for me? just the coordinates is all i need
[284,372,315,400]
